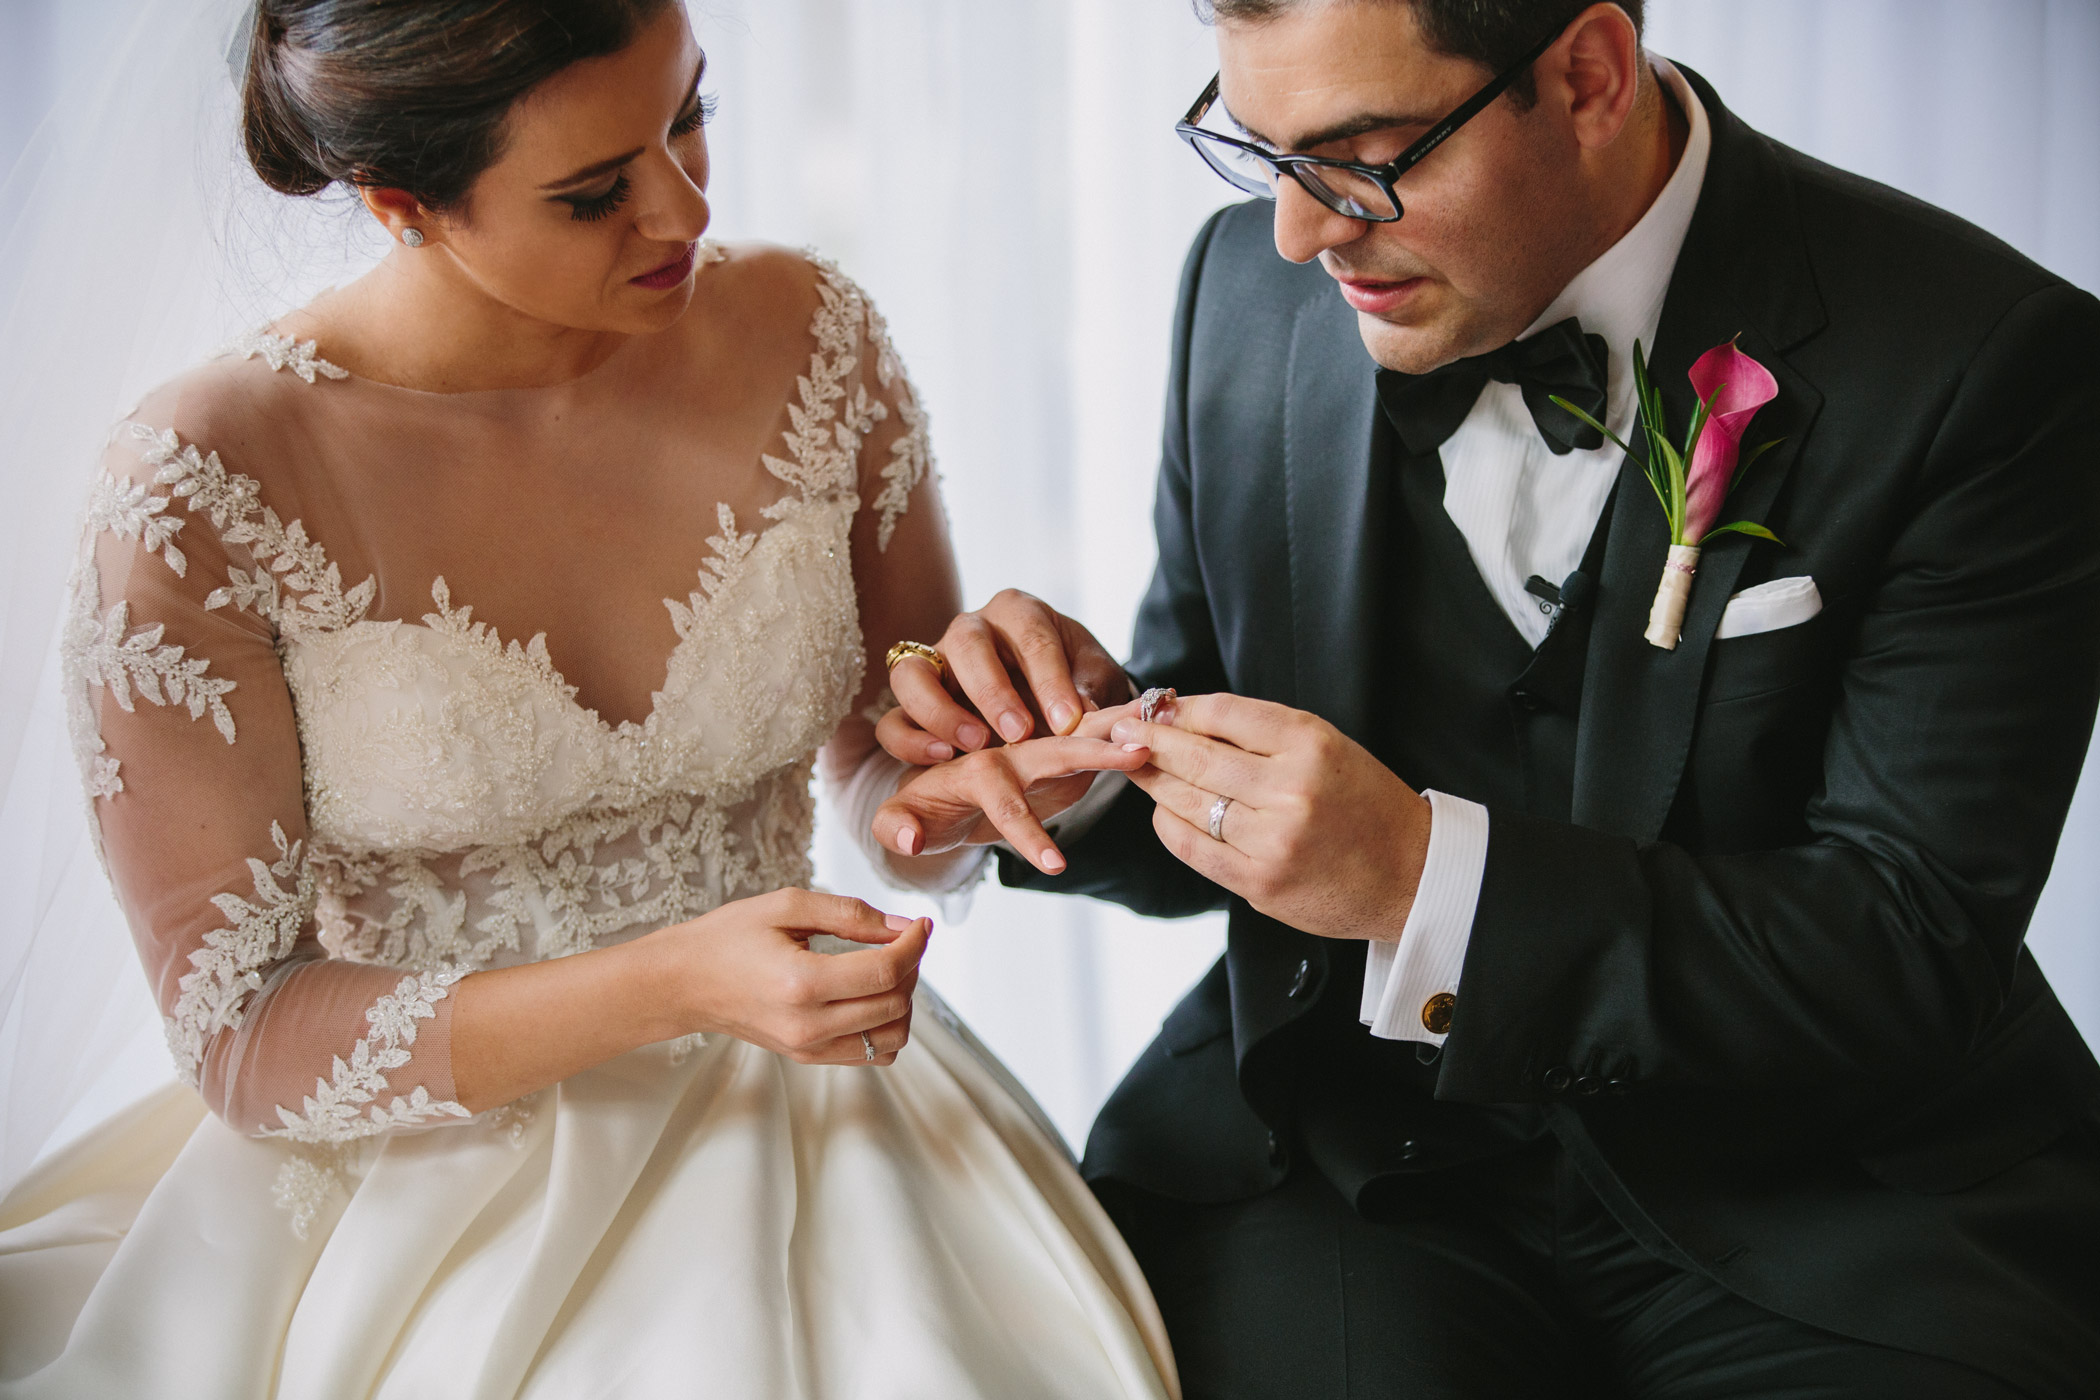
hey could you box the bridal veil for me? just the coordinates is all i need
[0,0,385,1192]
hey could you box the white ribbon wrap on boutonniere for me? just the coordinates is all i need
[1554,337,1786,652]
[1646,544,1702,649]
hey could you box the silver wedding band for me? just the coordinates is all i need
[861,1031,877,1063]
[1208,794,1231,843]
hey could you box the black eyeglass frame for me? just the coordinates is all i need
[1175,22,1565,223]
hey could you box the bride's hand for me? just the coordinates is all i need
[878,591,1132,764]
[873,733,1152,875]
[655,890,931,1066]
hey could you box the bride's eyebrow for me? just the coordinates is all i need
[538,57,709,192]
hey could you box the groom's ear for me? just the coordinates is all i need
[1550,4,1649,153]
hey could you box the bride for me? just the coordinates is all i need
[0,1,1174,1395]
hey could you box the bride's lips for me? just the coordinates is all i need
[630,242,698,291]
[1335,275,1428,316]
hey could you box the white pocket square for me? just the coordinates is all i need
[1716,576,1823,640]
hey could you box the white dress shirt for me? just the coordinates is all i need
[1362,60,1713,1045]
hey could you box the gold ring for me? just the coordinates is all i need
[886,640,946,675]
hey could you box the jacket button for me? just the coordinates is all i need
[1421,992,1456,1035]
[1288,959,1315,999]
[1575,1075,1603,1096]
[1267,1131,1289,1169]
[1542,1065,1573,1095]
[1607,1077,1634,1095]
[1396,1139,1421,1163]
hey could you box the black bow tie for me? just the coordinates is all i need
[1376,317,1610,457]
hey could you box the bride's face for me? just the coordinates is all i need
[414,7,714,335]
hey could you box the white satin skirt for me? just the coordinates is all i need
[0,989,1178,1400]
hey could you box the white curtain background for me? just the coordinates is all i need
[0,0,2094,1170]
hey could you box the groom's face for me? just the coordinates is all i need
[1216,3,1596,374]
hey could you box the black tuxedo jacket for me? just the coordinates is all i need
[1005,68,2100,1386]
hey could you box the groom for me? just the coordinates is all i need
[878,1,2100,1394]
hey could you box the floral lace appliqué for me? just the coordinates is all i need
[864,300,933,551]
[265,968,470,1145]
[762,264,883,510]
[130,424,375,635]
[233,329,350,385]
[66,575,237,749]
[165,822,318,1084]
[85,468,189,576]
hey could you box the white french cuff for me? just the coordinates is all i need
[1359,790,1489,1045]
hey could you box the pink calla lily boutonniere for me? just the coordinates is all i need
[1553,338,1785,649]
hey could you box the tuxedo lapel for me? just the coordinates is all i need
[1282,281,1385,747]
[1572,69,1829,841]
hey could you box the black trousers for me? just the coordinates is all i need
[1097,1143,2029,1400]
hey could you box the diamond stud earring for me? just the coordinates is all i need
[401,228,425,248]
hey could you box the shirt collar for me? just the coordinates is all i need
[1520,57,1711,377]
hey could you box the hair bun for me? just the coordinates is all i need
[234,0,669,208]
[240,4,335,197]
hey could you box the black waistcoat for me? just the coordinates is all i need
[1289,379,1616,1207]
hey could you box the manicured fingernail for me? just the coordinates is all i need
[1049,702,1078,734]
[958,722,989,750]
[885,914,912,931]
[928,741,955,761]
[1041,849,1067,873]
[1111,719,1139,744]
[897,827,919,855]
[1123,743,1147,753]
[998,711,1030,743]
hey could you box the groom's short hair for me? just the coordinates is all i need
[1194,0,1646,107]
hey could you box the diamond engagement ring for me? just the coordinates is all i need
[861,1031,877,1063]
[1138,687,1177,724]
[1208,794,1231,843]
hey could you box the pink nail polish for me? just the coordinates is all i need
[885,914,911,931]
[897,828,919,855]
[1042,850,1067,874]
[1123,743,1147,753]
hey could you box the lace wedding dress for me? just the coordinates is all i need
[0,244,1175,1400]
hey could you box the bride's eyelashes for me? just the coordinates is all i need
[562,172,633,223]
[670,91,717,140]
[560,93,711,223]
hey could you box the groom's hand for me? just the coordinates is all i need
[1112,695,1432,942]
[879,591,1132,764]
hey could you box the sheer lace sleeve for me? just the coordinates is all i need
[856,296,934,554]
[62,391,469,1144]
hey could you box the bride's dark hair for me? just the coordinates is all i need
[242,0,673,210]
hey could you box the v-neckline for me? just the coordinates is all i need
[218,247,884,739]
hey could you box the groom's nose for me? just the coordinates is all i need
[1271,174,1370,266]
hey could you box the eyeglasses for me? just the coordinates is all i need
[1175,24,1564,223]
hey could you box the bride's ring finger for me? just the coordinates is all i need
[828,1015,910,1066]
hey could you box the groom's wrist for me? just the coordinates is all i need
[1359,791,1488,1043]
